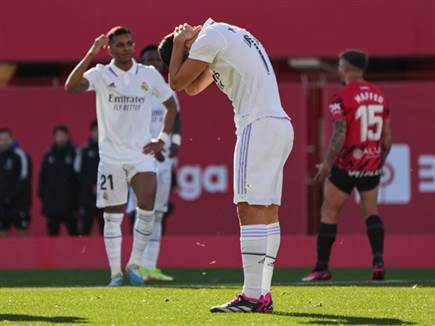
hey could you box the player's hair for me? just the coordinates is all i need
[0,128,12,136]
[107,26,132,45]
[90,119,98,131]
[158,33,174,67]
[140,44,158,60]
[339,49,369,71]
[53,125,69,135]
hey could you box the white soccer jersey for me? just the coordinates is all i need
[84,59,173,164]
[189,18,289,132]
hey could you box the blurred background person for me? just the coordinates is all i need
[38,125,78,236]
[126,44,182,281]
[24,151,33,233]
[0,128,31,236]
[17,146,33,236]
[75,119,103,235]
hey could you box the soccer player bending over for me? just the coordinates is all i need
[303,50,392,282]
[65,27,177,286]
[159,19,294,312]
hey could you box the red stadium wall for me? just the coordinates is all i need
[3,82,435,237]
[2,1,435,270]
[2,81,435,269]
[0,83,307,236]
[323,82,435,234]
[1,0,435,61]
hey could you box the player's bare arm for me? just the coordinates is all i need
[169,24,209,91]
[184,69,214,96]
[143,96,177,155]
[65,34,108,93]
[169,57,209,92]
[315,119,347,183]
[381,119,392,165]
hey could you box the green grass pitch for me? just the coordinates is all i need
[0,268,434,325]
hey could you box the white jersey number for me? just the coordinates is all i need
[355,105,384,142]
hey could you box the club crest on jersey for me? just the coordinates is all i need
[141,81,149,92]
[329,103,342,114]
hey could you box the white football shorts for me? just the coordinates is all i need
[233,117,294,205]
[126,158,173,213]
[96,155,156,208]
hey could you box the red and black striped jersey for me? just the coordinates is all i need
[328,80,390,175]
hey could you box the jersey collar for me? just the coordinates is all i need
[109,59,139,77]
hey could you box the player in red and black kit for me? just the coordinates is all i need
[303,50,392,282]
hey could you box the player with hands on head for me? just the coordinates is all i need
[158,19,294,313]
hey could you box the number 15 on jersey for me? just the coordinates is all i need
[355,105,384,142]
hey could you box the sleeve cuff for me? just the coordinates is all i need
[188,54,213,64]
[171,134,181,146]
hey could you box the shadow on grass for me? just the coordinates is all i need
[0,314,87,324]
[273,311,415,325]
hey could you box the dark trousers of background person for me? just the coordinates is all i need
[79,207,104,235]
[46,215,78,236]
[0,209,29,235]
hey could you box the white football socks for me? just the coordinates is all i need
[262,222,281,295]
[103,212,124,279]
[127,208,155,268]
[141,211,164,269]
[240,224,267,299]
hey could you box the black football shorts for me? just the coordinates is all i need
[329,165,381,194]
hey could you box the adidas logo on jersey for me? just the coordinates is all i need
[108,82,116,88]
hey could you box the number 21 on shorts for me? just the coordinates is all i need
[355,105,383,142]
[100,174,114,190]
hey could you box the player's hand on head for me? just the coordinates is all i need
[143,140,165,156]
[314,162,332,184]
[173,23,201,46]
[185,26,202,49]
[173,24,188,42]
[89,34,109,56]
